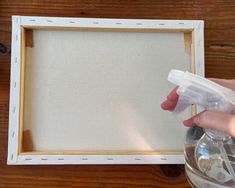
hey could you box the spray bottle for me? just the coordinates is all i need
[168,69,235,188]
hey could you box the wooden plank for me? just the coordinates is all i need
[184,33,192,54]
[22,130,34,152]
[18,26,26,154]
[22,25,193,32]
[23,25,195,34]
[19,151,183,156]
[25,29,34,47]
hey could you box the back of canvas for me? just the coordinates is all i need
[24,30,191,152]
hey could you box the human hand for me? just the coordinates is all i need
[161,79,235,137]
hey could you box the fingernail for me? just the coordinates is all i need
[161,101,168,110]
[183,118,194,127]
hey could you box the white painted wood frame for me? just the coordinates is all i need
[8,16,204,165]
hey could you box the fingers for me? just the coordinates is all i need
[161,100,177,111]
[161,87,179,111]
[209,78,235,91]
[183,111,235,137]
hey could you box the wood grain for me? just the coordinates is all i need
[0,0,235,187]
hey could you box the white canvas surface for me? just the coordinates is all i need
[24,30,191,152]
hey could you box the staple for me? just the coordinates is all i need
[197,23,201,30]
[134,158,141,161]
[161,158,167,160]
[136,23,143,25]
[57,158,64,160]
[13,106,16,113]
[14,57,17,63]
[11,131,15,138]
[25,158,32,161]
[93,22,99,24]
[29,19,36,22]
[14,82,17,88]
[41,158,48,161]
[115,23,122,25]
[82,158,88,160]
[178,22,184,25]
[198,40,202,46]
[69,21,76,23]
[11,154,14,160]
[15,35,18,41]
[47,20,53,23]
[107,158,114,160]
[159,23,165,26]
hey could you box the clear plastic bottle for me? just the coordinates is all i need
[185,126,235,188]
[168,70,235,188]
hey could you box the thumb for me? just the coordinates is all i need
[183,111,235,137]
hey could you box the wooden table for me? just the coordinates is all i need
[0,1,234,187]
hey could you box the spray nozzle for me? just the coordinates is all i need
[168,69,235,113]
